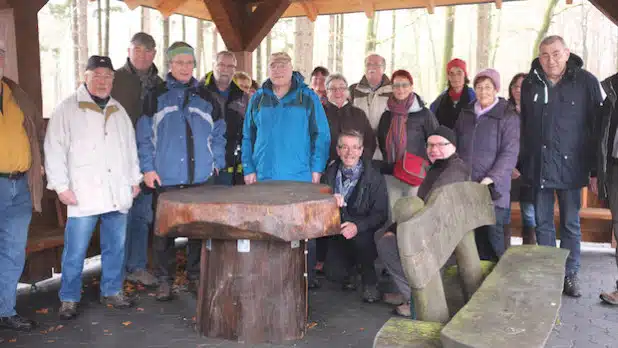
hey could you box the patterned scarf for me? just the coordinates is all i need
[385,93,415,163]
[335,161,364,204]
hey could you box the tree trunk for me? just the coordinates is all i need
[266,32,272,58]
[365,15,378,54]
[425,13,439,83]
[441,6,456,89]
[162,18,170,74]
[532,0,560,59]
[335,14,344,73]
[104,0,110,56]
[476,3,492,73]
[77,0,88,74]
[293,17,314,80]
[182,15,187,42]
[328,15,336,71]
[141,6,150,33]
[490,9,502,68]
[71,0,79,85]
[390,11,396,73]
[196,20,204,77]
[256,43,263,82]
[581,3,589,69]
[212,25,219,62]
[97,0,102,55]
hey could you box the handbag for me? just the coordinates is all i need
[393,151,430,187]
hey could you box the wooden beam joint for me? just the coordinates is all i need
[360,0,374,18]
[495,0,503,9]
[157,0,190,18]
[300,0,318,22]
[427,0,435,14]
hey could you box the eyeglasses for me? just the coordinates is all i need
[392,82,411,89]
[269,62,290,70]
[328,87,347,93]
[217,63,236,70]
[337,145,363,152]
[426,142,451,149]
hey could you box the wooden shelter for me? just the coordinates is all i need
[0,0,617,282]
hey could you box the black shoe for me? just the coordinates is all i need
[0,314,36,331]
[563,274,582,298]
[362,285,380,303]
[58,302,78,320]
[341,275,357,291]
[308,279,321,289]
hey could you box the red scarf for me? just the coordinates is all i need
[448,87,464,102]
[385,93,415,163]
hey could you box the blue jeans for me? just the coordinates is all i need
[0,176,32,317]
[535,188,581,276]
[520,202,536,228]
[125,190,153,273]
[476,206,510,261]
[59,211,128,302]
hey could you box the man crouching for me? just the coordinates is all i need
[44,56,142,319]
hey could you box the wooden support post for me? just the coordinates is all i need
[454,231,483,301]
[233,51,253,77]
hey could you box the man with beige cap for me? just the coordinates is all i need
[0,38,45,333]
[241,52,330,288]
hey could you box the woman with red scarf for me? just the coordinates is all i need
[377,70,439,209]
[430,58,476,129]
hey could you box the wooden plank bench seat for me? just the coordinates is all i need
[440,246,569,348]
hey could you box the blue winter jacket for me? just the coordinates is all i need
[241,72,331,183]
[136,74,226,186]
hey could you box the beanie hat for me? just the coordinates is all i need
[446,58,467,77]
[166,41,195,62]
[428,125,457,146]
[391,69,414,86]
[474,68,501,92]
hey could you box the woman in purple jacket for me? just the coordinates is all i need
[455,69,520,260]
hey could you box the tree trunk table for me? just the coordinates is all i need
[154,181,341,344]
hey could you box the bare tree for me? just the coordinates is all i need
[97,0,102,54]
[532,0,560,59]
[328,15,335,71]
[294,17,315,79]
[77,0,88,74]
[141,6,150,32]
[182,16,187,42]
[335,14,344,73]
[196,20,204,77]
[425,13,439,83]
[441,6,456,89]
[256,42,263,82]
[162,18,170,74]
[580,1,591,68]
[71,0,79,85]
[390,11,397,73]
[476,3,492,72]
[212,24,219,61]
[490,8,503,68]
[365,14,379,54]
[104,0,110,56]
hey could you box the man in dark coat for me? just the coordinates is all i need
[322,130,388,303]
[111,32,164,288]
[200,51,249,186]
[376,126,469,317]
[520,35,603,297]
[598,72,618,305]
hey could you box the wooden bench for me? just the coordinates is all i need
[374,182,569,348]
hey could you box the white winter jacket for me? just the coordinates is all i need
[44,84,142,217]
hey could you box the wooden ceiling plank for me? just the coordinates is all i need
[495,0,503,9]
[427,0,435,14]
[122,0,141,9]
[300,0,318,22]
[359,0,374,18]
[156,0,190,18]
[242,0,291,51]
[566,0,573,4]
[202,0,246,51]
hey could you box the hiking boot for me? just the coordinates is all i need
[58,302,78,320]
[126,269,159,288]
[362,285,380,303]
[155,282,173,301]
[563,275,582,298]
[100,293,134,309]
[0,314,36,331]
[600,290,618,305]
[382,292,406,306]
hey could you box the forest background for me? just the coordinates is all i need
[36,0,618,116]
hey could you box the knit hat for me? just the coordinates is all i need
[474,68,501,92]
[428,125,457,146]
[166,41,195,62]
[446,58,467,77]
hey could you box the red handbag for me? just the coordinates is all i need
[393,151,430,187]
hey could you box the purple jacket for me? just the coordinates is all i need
[455,98,520,209]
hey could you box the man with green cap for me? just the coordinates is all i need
[136,42,226,300]
[112,32,164,289]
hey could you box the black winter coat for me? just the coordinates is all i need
[520,53,603,190]
[598,73,618,199]
[322,159,389,237]
[325,102,376,162]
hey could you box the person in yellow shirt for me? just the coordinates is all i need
[0,39,45,334]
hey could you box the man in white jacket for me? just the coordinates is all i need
[45,56,142,320]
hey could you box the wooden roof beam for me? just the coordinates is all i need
[427,0,435,14]
[360,0,374,19]
[300,0,318,22]
[495,0,503,9]
[566,0,573,4]
[121,0,140,10]
[156,0,190,18]
[243,0,291,51]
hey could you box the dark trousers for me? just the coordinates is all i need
[329,233,378,286]
[609,163,618,271]
[475,206,510,261]
[152,180,212,284]
[316,236,330,263]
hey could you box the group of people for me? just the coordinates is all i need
[2,30,618,341]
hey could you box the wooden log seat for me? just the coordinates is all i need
[440,246,569,348]
[154,181,341,344]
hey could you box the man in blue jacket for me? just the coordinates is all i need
[136,42,226,300]
[520,35,603,298]
[241,52,330,288]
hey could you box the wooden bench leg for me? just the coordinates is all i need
[412,271,449,324]
[454,231,482,301]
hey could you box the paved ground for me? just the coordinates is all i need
[1,248,617,348]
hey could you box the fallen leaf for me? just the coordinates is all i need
[191,316,196,322]
[36,308,49,314]
[91,322,99,325]
[55,325,64,330]
[103,329,109,333]
[106,304,113,308]
[9,339,16,342]
[147,293,156,297]
[307,322,318,329]
[48,326,55,332]
[46,340,55,343]
[122,321,132,326]
[359,328,365,331]
[40,330,48,334]
[136,307,144,312]
[104,333,113,336]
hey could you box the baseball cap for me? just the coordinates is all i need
[86,55,115,72]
